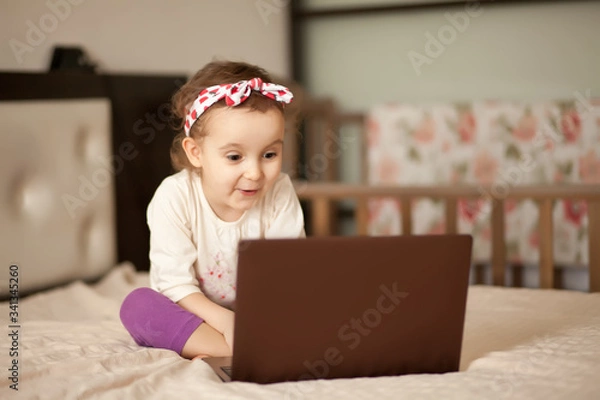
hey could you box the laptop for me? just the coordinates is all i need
[203,234,473,384]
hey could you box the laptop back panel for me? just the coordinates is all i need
[231,234,472,384]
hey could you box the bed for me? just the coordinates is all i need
[1,73,600,399]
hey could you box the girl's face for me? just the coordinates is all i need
[194,107,285,222]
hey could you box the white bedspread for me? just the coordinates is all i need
[2,263,599,399]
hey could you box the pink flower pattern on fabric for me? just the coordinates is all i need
[366,99,599,266]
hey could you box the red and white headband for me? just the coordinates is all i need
[184,77,293,136]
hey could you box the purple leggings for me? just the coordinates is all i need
[119,287,203,354]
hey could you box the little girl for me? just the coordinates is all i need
[120,60,305,360]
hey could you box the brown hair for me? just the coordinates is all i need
[170,60,289,172]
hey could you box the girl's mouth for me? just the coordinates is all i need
[239,189,259,196]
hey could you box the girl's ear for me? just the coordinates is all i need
[182,137,203,168]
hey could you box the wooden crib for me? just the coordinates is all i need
[293,180,600,292]
[292,110,600,292]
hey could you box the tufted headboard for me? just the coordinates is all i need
[0,75,116,297]
[0,71,185,297]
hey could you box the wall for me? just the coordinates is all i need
[0,0,290,77]
[300,0,600,182]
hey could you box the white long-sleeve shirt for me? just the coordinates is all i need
[147,169,305,310]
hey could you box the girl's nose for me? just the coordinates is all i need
[244,161,262,180]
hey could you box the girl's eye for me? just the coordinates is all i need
[264,152,277,159]
[227,154,241,161]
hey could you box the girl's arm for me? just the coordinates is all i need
[148,178,204,303]
[177,292,235,351]
[147,177,235,351]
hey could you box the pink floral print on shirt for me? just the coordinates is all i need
[198,251,236,304]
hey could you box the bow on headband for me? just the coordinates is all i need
[184,77,293,136]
